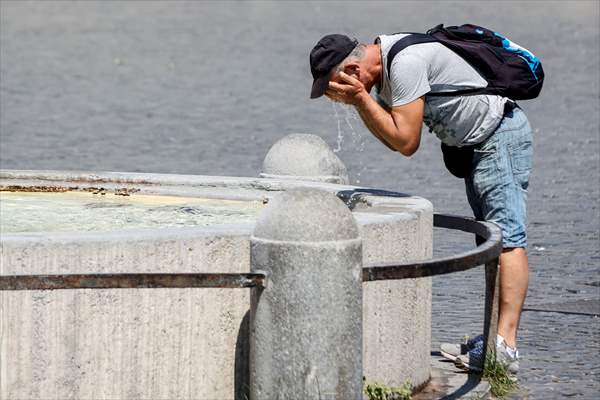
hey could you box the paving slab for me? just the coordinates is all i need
[412,353,490,400]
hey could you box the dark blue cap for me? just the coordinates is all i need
[309,34,358,99]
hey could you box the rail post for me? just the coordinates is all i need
[483,257,501,366]
[249,188,363,400]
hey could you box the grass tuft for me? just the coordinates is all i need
[482,353,518,398]
[364,380,412,400]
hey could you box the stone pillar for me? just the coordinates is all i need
[260,133,350,184]
[249,189,362,400]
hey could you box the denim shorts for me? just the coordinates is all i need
[465,107,533,248]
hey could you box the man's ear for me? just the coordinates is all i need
[343,63,360,78]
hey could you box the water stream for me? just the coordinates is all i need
[331,102,368,184]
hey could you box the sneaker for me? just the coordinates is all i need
[440,334,483,362]
[496,340,520,375]
[455,339,519,375]
[454,339,485,372]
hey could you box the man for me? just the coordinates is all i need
[309,33,533,375]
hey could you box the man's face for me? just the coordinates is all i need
[329,61,375,93]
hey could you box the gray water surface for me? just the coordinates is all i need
[1,1,599,398]
[0,191,262,233]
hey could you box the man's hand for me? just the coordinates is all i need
[325,72,369,106]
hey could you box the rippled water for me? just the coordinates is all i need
[0,191,263,233]
[1,1,598,397]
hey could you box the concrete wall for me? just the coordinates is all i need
[1,227,254,400]
[356,197,433,389]
[0,171,432,399]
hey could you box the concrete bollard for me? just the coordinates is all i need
[249,189,363,400]
[260,133,350,184]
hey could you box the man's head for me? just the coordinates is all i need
[309,34,379,99]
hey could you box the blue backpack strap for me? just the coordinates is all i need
[386,32,488,97]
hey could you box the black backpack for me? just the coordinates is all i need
[386,24,544,100]
[385,24,543,179]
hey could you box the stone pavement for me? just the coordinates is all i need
[1,1,598,398]
[415,355,490,400]
[431,228,599,399]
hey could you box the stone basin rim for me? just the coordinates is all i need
[0,168,408,200]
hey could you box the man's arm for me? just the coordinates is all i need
[357,98,397,151]
[327,72,425,156]
[355,92,425,156]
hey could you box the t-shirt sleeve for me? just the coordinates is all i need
[389,53,431,107]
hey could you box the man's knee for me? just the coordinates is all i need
[502,247,527,254]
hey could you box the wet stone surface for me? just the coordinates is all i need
[1,1,599,398]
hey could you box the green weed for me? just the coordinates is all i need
[364,380,412,400]
[482,353,518,398]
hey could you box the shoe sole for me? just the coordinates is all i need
[440,350,459,362]
[454,358,482,372]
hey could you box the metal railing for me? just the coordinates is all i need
[364,213,503,368]
[0,213,502,367]
[0,272,265,290]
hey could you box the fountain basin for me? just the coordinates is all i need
[0,170,432,399]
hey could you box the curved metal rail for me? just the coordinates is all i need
[0,272,266,291]
[363,213,502,281]
[362,213,503,369]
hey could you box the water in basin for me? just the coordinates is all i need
[0,191,264,233]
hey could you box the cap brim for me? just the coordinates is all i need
[310,75,330,99]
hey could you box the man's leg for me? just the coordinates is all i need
[451,108,533,371]
[498,247,529,349]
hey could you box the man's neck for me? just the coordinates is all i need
[365,44,383,92]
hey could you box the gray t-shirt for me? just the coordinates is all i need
[375,33,508,146]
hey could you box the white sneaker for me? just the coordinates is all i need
[455,339,520,375]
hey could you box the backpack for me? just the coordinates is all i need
[384,24,543,179]
[386,24,544,100]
